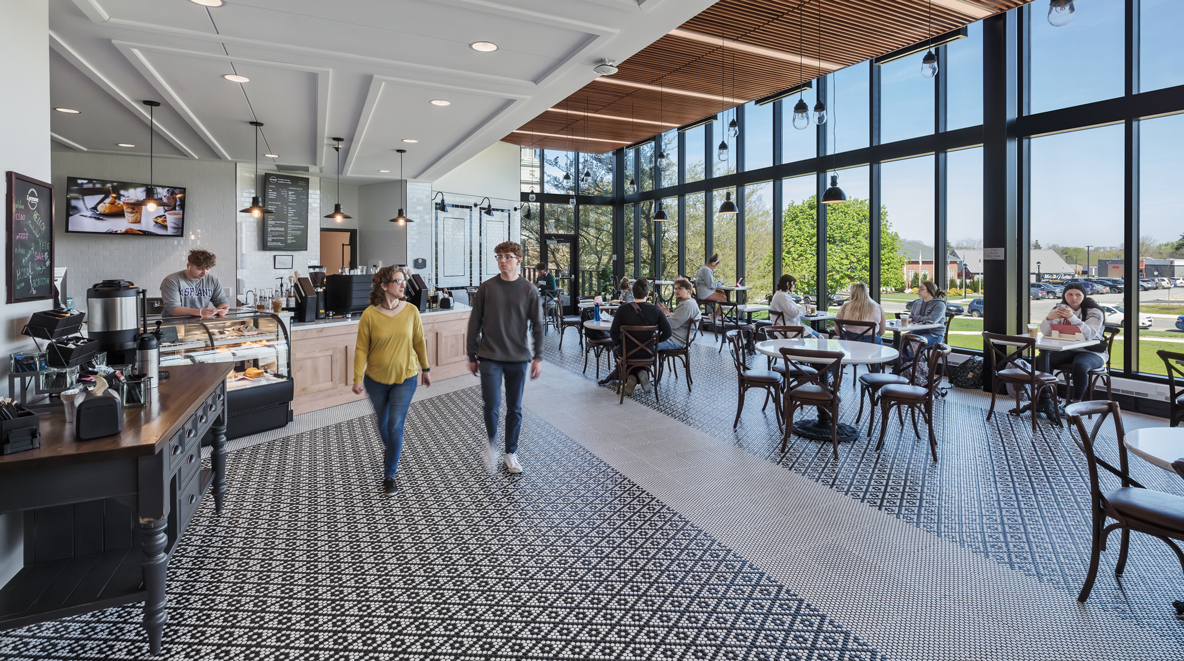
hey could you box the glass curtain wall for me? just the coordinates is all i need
[1138,114,1184,376]
[744,182,774,303]
[781,176,818,300]
[659,131,678,189]
[947,147,984,352]
[544,151,575,194]
[743,101,773,171]
[880,156,935,309]
[685,192,706,272]
[640,201,655,278]
[824,166,870,307]
[685,125,706,184]
[712,187,738,284]
[579,205,613,298]
[660,197,679,281]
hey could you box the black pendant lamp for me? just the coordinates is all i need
[141,100,166,211]
[652,200,668,222]
[389,149,412,224]
[813,0,828,125]
[324,137,351,221]
[516,204,532,220]
[921,0,938,79]
[717,191,738,215]
[239,120,274,217]
[822,174,847,204]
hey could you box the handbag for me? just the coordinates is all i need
[949,356,984,389]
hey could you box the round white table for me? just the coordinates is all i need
[583,319,613,332]
[1124,428,1184,472]
[755,338,899,442]
[578,301,620,310]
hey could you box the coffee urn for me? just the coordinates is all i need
[136,331,160,389]
[87,280,142,365]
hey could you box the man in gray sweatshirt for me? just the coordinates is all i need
[467,241,544,474]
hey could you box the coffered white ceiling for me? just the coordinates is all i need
[48,0,718,182]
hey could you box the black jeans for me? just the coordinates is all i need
[1046,350,1106,401]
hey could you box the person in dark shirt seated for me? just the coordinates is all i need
[610,278,672,396]
[535,264,556,293]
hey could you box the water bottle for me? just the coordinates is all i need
[594,303,601,323]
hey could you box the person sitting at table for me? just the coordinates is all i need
[769,274,818,338]
[618,277,634,303]
[1038,283,1107,406]
[610,278,671,396]
[695,255,727,304]
[835,282,886,343]
[658,277,701,351]
[535,263,556,293]
[905,281,948,347]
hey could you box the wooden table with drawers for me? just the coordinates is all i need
[0,362,232,655]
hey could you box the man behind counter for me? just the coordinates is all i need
[161,248,230,318]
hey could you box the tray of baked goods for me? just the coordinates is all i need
[225,367,288,391]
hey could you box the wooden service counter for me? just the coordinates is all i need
[289,304,472,415]
[0,362,232,655]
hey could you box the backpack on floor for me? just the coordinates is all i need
[949,356,984,389]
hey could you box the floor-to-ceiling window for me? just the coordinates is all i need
[946,21,983,131]
[1138,113,1184,376]
[824,166,870,306]
[880,156,934,314]
[827,62,869,153]
[685,192,706,272]
[640,142,655,192]
[685,124,706,184]
[659,130,678,189]
[582,152,613,197]
[579,205,613,297]
[946,147,984,352]
[1140,0,1184,92]
[545,150,575,195]
[712,187,737,284]
[623,203,636,279]
[1029,0,1124,113]
[781,176,818,301]
[744,182,774,303]
[660,196,679,281]
[879,57,934,145]
[640,200,655,278]
[743,101,772,172]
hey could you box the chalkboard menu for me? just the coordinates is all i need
[262,174,309,251]
[6,171,55,304]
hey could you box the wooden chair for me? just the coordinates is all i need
[703,299,751,353]
[857,333,926,435]
[558,313,584,350]
[983,332,1060,434]
[540,290,561,335]
[875,343,952,462]
[726,330,782,429]
[1065,400,1184,602]
[617,325,660,404]
[778,347,845,458]
[833,319,880,380]
[761,324,809,373]
[581,307,614,380]
[1159,350,1184,427]
[657,317,699,392]
[1050,326,1119,403]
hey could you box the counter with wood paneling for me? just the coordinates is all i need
[289,305,471,415]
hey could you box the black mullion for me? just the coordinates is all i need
[816,75,829,310]
[1125,0,1140,374]
[613,148,625,282]
[982,9,1020,339]
[869,61,882,301]
[935,44,948,292]
[735,104,746,285]
[705,120,714,258]
[678,130,686,277]
[772,100,784,287]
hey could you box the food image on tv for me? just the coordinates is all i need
[66,177,185,236]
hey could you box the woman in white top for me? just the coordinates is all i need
[1038,283,1107,403]
[694,254,727,303]
[836,282,886,343]
[768,274,818,337]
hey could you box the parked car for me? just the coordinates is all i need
[1096,278,1124,293]
[1067,280,1105,295]
[1029,283,1046,300]
[945,302,965,316]
[1173,278,1184,287]
[1100,305,1153,330]
[968,298,984,318]
[1177,315,1184,331]
[1157,277,1173,288]
[1139,278,1156,290]
[1032,282,1063,297]
[803,292,846,307]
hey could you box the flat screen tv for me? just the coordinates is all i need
[65,176,186,237]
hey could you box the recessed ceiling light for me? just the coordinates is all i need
[379,170,390,173]
[430,99,451,106]
[117,143,135,148]
[54,107,81,114]
[264,154,279,158]
[470,41,498,52]
[223,73,249,83]
[190,0,224,6]
[402,139,418,143]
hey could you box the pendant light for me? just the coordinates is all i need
[717,32,729,162]
[727,52,739,139]
[323,137,352,221]
[792,5,810,130]
[1048,0,1075,27]
[580,98,591,185]
[920,0,938,79]
[141,100,165,211]
[656,82,666,160]
[821,74,847,205]
[239,119,274,217]
[389,149,412,224]
[812,0,828,125]
[718,191,738,215]
[652,200,668,222]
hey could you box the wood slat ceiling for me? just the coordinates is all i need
[506,0,1031,154]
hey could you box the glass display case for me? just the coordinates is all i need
[158,311,292,439]
[158,311,291,390]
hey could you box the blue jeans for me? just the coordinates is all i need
[1047,350,1107,400]
[364,374,418,479]
[479,359,529,454]
[657,339,682,352]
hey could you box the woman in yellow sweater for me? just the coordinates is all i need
[352,267,430,495]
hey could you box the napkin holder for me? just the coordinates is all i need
[74,389,123,441]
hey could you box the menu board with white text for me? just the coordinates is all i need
[262,174,309,251]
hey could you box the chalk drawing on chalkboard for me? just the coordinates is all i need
[7,171,56,304]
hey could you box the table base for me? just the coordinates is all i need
[793,418,860,443]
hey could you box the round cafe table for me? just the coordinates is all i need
[1123,427,1184,472]
[755,337,899,443]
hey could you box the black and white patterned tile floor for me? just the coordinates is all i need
[0,387,882,661]
[537,328,1184,653]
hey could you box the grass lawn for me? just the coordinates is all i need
[1141,303,1184,315]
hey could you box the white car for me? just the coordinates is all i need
[1173,277,1184,287]
[1101,305,1153,330]
[1156,277,1172,288]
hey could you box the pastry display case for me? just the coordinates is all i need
[157,311,292,439]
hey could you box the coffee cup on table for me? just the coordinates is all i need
[165,210,183,234]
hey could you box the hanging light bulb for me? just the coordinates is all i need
[717,191,738,215]
[528,187,536,202]
[921,50,938,78]
[813,99,828,125]
[563,172,571,183]
[141,100,165,212]
[240,119,274,218]
[792,98,810,130]
[322,137,351,221]
[629,176,636,189]
[569,196,576,206]
[717,140,729,162]
[1048,0,1075,27]
[813,0,827,125]
[728,117,739,139]
[821,174,847,204]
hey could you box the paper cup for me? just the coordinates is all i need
[165,210,183,233]
[122,201,143,224]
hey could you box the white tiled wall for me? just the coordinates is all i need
[427,190,520,290]
[52,152,237,305]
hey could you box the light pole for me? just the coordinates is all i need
[1085,245,1093,277]
[1037,261,1042,283]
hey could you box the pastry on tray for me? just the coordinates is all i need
[153,215,168,227]
[96,194,124,215]
[244,367,265,379]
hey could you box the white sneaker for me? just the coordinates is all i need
[624,375,638,396]
[482,441,497,472]
[504,453,523,473]
[638,371,652,393]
